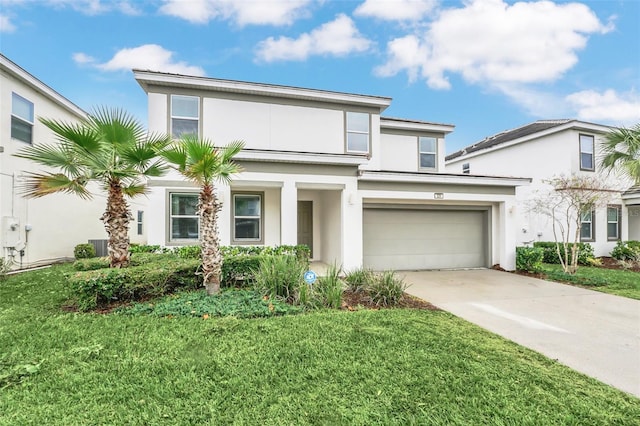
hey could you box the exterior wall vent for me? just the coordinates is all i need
[88,239,108,257]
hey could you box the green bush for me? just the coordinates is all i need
[344,267,374,293]
[515,247,544,273]
[312,264,344,309]
[610,240,640,261]
[68,254,201,311]
[73,257,110,271]
[74,243,96,260]
[252,255,306,303]
[175,245,201,259]
[129,244,164,254]
[368,270,407,307]
[222,255,262,287]
[533,241,594,265]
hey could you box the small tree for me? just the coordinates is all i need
[161,135,244,295]
[530,174,618,274]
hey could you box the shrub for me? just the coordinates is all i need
[610,240,640,261]
[515,247,544,273]
[68,254,201,311]
[222,255,262,287]
[344,267,374,293]
[175,245,201,259]
[0,258,10,281]
[74,243,96,259]
[368,270,407,307]
[73,257,110,271]
[533,241,594,265]
[312,264,344,309]
[252,255,306,303]
[129,244,163,254]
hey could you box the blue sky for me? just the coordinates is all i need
[1,0,638,153]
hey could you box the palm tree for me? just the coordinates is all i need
[14,107,170,268]
[161,135,244,295]
[600,123,640,185]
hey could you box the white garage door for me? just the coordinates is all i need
[363,209,487,270]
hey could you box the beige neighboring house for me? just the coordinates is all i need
[445,119,639,256]
[0,54,145,268]
[135,70,530,271]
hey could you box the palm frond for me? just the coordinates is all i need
[13,143,86,176]
[600,123,640,184]
[18,172,92,199]
[39,117,101,152]
[121,182,149,198]
[88,107,146,151]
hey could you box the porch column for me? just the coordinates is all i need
[280,180,297,246]
[341,184,363,271]
[217,184,231,245]
[500,199,517,271]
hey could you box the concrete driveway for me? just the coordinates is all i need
[402,269,640,398]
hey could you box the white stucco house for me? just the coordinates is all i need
[445,119,639,257]
[135,70,530,271]
[0,54,145,268]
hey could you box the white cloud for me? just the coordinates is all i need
[0,14,16,33]
[37,0,141,15]
[376,0,611,90]
[74,44,205,76]
[255,14,372,62]
[566,89,640,124]
[72,52,97,65]
[159,0,311,26]
[354,0,437,21]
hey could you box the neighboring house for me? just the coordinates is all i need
[445,119,638,257]
[0,54,145,268]
[135,70,529,271]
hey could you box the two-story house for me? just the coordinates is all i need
[0,54,145,268]
[135,70,530,271]
[445,119,638,257]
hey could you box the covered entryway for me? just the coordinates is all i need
[363,208,488,270]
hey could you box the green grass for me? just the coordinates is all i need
[1,265,639,425]
[541,263,640,300]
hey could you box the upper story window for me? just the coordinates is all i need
[170,193,199,241]
[580,209,595,242]
[607,205,621,241]
[462,163,470,174]
[419,137,437,169]
[346,112,369,153]
[233,193,263,243]
[579,134,595,171]
[11,92,34,144]
[171,95,199,138]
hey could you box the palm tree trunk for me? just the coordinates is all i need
[200,184,223,295]
[101,179,132,268]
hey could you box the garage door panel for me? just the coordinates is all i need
[363,209,486,270]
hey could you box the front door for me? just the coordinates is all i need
[297,201,313,258]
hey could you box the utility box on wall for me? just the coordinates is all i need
[2,216,21,248]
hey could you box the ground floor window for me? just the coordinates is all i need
[607,205,621,241]
[580,209,595,242]
[170,193,199,241]
[137,210,143,235]
[232,193,262,243]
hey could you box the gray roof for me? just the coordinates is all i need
[445,119,574,161]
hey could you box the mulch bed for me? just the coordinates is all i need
[597,257,640,272]
[341,290,440,311]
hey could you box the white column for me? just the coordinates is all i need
[341,182,363,270]
[500,199,517,271]
[217,184,231,245]
[280,180,297,246]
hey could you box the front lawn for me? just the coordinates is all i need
[540,263,640,300]
[1,265,638,425]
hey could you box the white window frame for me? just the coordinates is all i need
[418,136,437,170]
[137,210,144,236]
[580,209,595,242]
[345,111,370,154]
[607,205,621,241]
[170,95,200,138]
[232,193,263,244]
[11,92,34,144]
[579,134,595,171]
[169,192,199,243]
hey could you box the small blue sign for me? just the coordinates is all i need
[304,270,317,284]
